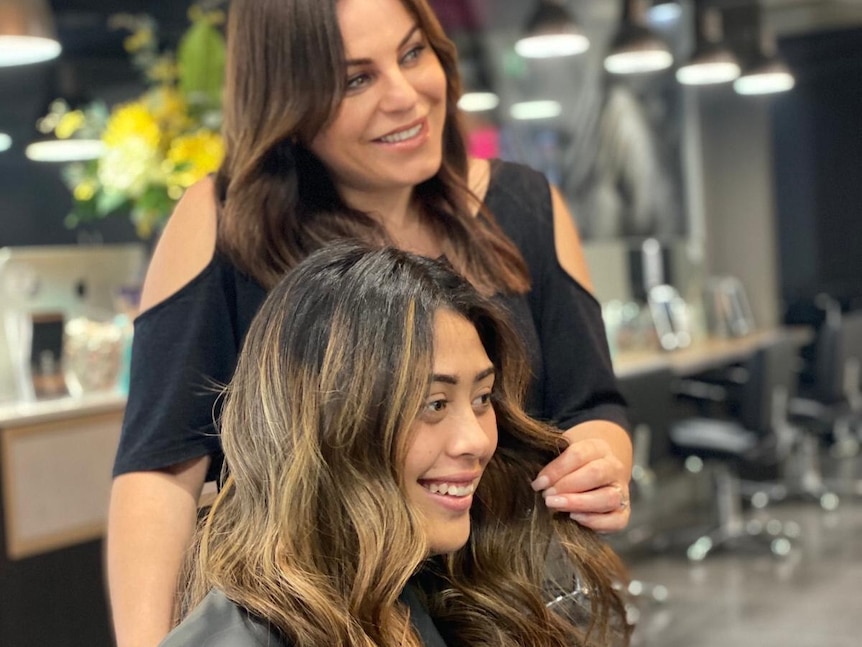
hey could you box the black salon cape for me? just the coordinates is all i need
[159,586,449,647]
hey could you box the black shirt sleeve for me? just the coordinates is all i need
[112,255,250,482]
[485,161,629,432]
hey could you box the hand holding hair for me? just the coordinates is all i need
[532,424,632,533]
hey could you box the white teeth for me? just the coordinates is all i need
[379,124,422,143]
[425,482,476,497]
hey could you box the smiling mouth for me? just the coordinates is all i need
[376,121,424,144]
[421,480,477,497]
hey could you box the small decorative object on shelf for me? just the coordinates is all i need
[37,5,226,240]
[63,314,127,396]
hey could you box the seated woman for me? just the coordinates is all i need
[162,244,630,647]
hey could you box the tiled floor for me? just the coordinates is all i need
[615,457,862,647]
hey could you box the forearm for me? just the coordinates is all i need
[107,457,209,647]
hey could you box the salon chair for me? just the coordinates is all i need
[790,307,862,451]
[618,366,681,508]
[789,305,862,495]
[668,337,803,561]
[613,366,681,609]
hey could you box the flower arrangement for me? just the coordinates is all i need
[39,6,226,239]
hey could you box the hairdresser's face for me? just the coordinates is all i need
[308,0,447,206]
[404,309,498,555]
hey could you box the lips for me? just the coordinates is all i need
[419,474,481,498]
[422,481,477,497]
[374,118,425,144]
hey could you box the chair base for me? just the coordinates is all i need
[650,463,799,562]
[740,434,841,511]
[684,517,796,561]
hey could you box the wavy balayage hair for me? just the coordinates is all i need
[181,244,629,647]
[215,0,529,294]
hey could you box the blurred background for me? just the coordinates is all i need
[2,0,861,323]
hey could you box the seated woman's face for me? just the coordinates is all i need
[403,309,498,555]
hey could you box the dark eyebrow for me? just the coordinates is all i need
[344,24,421,67]
[430,366,495,386]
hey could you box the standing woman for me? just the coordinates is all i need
[107,1,632,646]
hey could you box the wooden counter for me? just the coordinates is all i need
[613,327,814,379]
[0,392,125,559]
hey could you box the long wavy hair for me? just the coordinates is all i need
[215,0,529,294]
[179,244,629,647]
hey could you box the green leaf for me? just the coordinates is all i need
[138,185,174,214]
[177,18,226,109]
[96,189,130,215]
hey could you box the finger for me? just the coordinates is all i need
[542,460,617,497]
[544,484,629,515]
[531,439,607,491]
[569,508,631,534]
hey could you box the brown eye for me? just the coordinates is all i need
[401,44,426,64]
[472,392,492,409]
[346,73,371,91]
[426,399,446,412]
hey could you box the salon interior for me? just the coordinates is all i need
[1,0,861,645]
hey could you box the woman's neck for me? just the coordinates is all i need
[342,186,441,257]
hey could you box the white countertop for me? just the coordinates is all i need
[0,391,126,427]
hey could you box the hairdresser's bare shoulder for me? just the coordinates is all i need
[139,177,218,312]
[160,589,289,647]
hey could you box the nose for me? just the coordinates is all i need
[379,68,419,113]
[448,408,497,460]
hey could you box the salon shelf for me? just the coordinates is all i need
[0,391,125,427]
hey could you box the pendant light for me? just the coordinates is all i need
[0,0,62,67]
[733,7,795,96]
[509,100,562,121]
[515,0,589,59]
[676,5,740,86]
[25,138,105,163]
[25,62,105,163]
[0,132,11,152]
[735,57,794,95]
[605,0,673,75]
[457,36,500,113]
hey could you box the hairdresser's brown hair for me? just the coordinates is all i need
[179,244,628,647]
[215,0,529,294]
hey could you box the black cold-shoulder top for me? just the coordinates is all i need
[113,160,628,481]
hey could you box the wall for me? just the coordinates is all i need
[694,89,782,329]
[772,27,862,321]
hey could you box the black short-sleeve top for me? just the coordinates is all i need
[113,160,628,481]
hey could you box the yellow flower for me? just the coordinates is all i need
[73,179,97,201]
[102,102,161,149]
[147,87,189,138]
[147,55,179,85]
[124,26,154,54]
[55,110,86,139]
[53,8,227,240]
[166,130,224,189]
[97,139,162,197]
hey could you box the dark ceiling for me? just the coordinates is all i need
[45,0,862,51]
[48,0,197,59]
[12,0,862,121]
[43,0,862,62]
